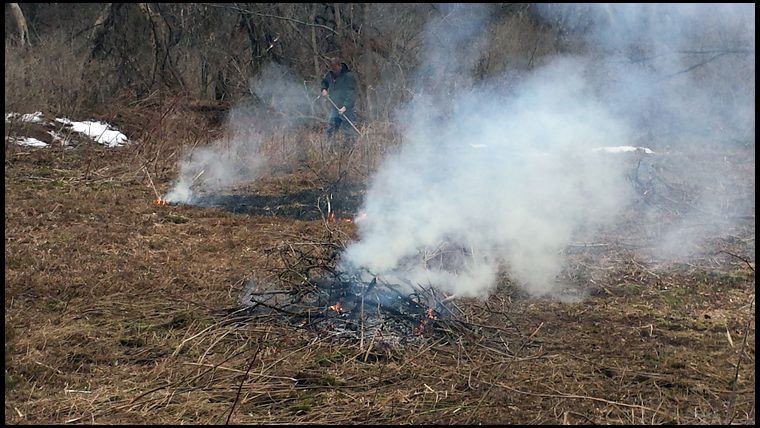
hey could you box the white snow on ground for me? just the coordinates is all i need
[7,136,49,148]
[5,111,44,123]
[593,146,655,154]
[5,112,131,148]
[55,118,129,147]
[464,144,655,156]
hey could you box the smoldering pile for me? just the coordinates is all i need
[238,270,477,348]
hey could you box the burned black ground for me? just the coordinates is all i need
[184,180,365,220]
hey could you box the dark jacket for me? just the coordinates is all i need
[321,63,358,112]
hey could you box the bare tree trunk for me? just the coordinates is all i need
[241,12,260,66]
[215,69,228,101]
[334,3,342,50]
[362,3,372,120]
[90,3,114,58]
[9,3,30,48]
[310,4,321,79]
[200,55,209,99]
[139,3,164,88]
[138,3,185,90]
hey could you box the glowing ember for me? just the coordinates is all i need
[240,274,463,345]
[415,308,436,335]
[414,319,427,336]
[327,212,355,223]
[329,301,343,314]
[154,197,168,205]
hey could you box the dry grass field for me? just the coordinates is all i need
[4,106,755,425]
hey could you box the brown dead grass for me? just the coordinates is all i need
[4,114,755,424]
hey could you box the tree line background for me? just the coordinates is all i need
[5,3,755,155]
[5,3,589,121]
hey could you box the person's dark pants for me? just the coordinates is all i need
[326,109,356,147]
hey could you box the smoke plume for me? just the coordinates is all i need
[341,3,754,297]
[165,63,318,203]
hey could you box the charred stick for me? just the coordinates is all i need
[435,299,460,319]
[363,276,378,297]
[360,281,366,350]
[371,303,427,326]
[248,296,307,318]
[374,280,428,311]
[226,344,261,424]
[299,314,356,331]
[245,290,296,296]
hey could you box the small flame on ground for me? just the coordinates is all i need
[414,320,427,336]
[329,301,343,315]
[154,197,168,206]
[327,211,355,223]
[414,307,435,335]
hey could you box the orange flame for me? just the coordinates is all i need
[154,197,168,205]
[415,308,435,335]
[329,301,343,315]
[328,213,355,223]
[415,319,427,336]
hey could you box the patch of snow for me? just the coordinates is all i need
[5,111,44,123]
[9,136,49,148]
[593,146,655,155]
[55,118,129,147]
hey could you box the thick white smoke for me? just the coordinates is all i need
[165,63,318,203]
[340,3,754,297]
[163,111,267,203]
[342,57,634,297]
[569,4,756,261]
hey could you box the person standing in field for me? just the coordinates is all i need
[320,57,358,146]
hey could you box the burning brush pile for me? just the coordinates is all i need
[239,270,473,348]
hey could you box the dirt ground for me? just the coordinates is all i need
[4,122,755,424]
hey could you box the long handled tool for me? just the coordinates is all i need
[321,95,362,136]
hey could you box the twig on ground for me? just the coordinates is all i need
[726,294,755,424]
[142,165,161,200]
[226,344,261,425]
[718,250,755,272]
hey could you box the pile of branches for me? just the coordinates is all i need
[237,222,521,350]
[239,270,475,347]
